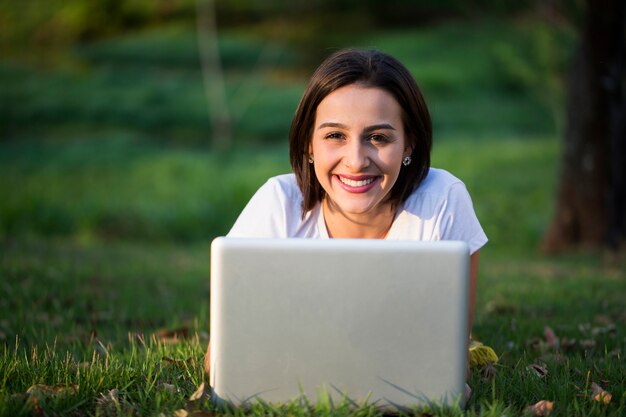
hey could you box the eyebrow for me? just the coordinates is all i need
[316,122,397,132]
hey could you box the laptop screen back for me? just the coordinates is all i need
[209,237,469,411]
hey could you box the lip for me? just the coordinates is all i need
[334,174,380,193]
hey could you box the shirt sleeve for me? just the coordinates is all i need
[439,182,488,254]
[226,176,293,238]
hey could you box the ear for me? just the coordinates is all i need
[404,144,414,158]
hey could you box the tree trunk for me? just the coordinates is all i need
[542,0,626,253]
[196,0,232,149]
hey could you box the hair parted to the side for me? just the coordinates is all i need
[289,48,432,216]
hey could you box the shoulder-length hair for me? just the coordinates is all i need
[289,48,432,215]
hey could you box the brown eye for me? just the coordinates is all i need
[369,134,389,144]
[325,132,344,140]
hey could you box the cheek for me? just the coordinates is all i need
[311,155,325,180]
[311,141,337,165]
[380,148,404,168]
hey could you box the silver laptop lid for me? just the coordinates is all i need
[210,238,469,411]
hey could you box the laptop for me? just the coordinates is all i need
[209,237,469,411]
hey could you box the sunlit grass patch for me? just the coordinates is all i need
[0,134,555,251]
[1,334,207,417]
[0,137,291,242]
[1,237,624,416]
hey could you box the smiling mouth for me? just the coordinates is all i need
[338,176,376,187]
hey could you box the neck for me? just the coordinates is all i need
[322,198,395,239]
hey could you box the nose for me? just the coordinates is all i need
[343,139,370,171]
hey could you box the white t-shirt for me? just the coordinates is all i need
[228,168,488,254]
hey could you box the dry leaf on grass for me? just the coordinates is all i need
[527,400,554,416]
[184,382,211,411]
[174,410,215,417]
[25,395,47,417]
[527,363,548,379]
[155,327,189,344]
[22,384,79,417]
[560,337,577,352]
[26,384,78,397]
[591,382,612,404]
[543,326,559,349]
[189,382,208,402]
[96,388,120,414]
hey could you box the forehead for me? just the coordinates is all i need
[315,85,403,127]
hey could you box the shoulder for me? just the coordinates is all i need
[408,168,466,201]
[394,167,487,253]
[421,167,464,189]
[244,173,302,211]
[261,173,302,205]
[266,173,300,192]
[227,173,305,238]
[401,167,476,219]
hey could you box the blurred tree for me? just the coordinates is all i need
[197,0,231,149]
[542,0,625,253]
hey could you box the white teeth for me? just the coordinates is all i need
[339,177,374,187]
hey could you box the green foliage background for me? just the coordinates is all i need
[0,0,586,325]
[0,2,578,249]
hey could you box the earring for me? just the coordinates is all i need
[402,156,412,166]
[308,155,314,163]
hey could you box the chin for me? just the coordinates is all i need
[337,202,379,215]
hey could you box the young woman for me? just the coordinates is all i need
[205,48,487,374]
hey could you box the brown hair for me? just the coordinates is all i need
[289,48,432,214]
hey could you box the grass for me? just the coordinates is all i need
[0,134,557,254]
[0,135,291,241]
[2,14,625,417]
[1,235,625,416]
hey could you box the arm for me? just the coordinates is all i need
[468,250,480,337]
[204,341,211,376]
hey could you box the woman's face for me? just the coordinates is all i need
[309,84,411,218]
